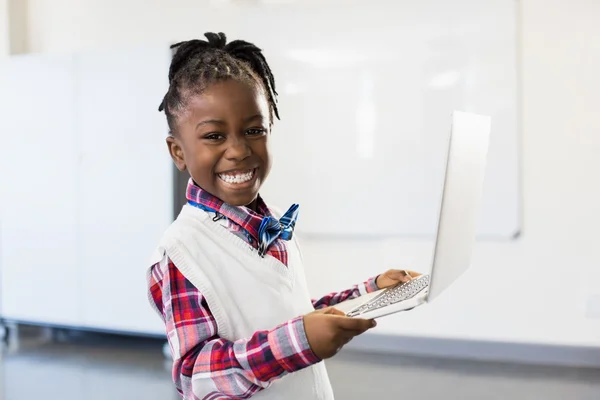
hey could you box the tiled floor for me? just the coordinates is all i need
[1,326,600,400]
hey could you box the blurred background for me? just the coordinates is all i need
[1,0,599,399]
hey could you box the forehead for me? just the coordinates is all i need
[184,79,270,121]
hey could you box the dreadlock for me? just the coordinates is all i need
[158,32,279,134]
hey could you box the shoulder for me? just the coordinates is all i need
[152,204,212,247]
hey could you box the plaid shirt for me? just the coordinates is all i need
[149,179,379,399]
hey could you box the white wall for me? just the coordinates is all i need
[7,0,29,55]
[0,0,8,56]
[0,0,30,57]
[19,0,600,347]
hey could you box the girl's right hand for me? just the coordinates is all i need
[302,307,376,360]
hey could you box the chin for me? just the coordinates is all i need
[215,185,261,207]
[222,193,260,209]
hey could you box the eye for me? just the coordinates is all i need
[246,128,267,137]
[204,133,225,141]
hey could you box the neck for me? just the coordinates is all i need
[245,198,259,212]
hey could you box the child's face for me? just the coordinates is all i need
[167,79,272,208]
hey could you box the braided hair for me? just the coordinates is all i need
[158,32,279,135]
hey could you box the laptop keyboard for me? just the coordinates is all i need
[347,274,430,317]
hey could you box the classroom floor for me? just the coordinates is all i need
[1,326,600,400]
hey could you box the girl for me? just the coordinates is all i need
[147,32,416,400]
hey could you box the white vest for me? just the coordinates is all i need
[153,203,335,400]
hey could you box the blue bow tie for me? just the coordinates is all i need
[257,204,299,257]
[187,199,299,258]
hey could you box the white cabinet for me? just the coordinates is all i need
[0,47,173,336]
[77,46,172,335]
[0,54,82,326]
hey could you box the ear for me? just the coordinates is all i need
[166,135,187,172]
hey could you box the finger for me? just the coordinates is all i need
[340,332,356,345]
[334,316,377,332]
[398,269,421,281]
[344,324,374,336]
[388,269,412,282]
[333,330,359,353]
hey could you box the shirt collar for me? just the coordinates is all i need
[185,178,272,242]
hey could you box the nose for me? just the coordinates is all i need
[224,136,251,161]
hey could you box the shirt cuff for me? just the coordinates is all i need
[358,276,380,296]
[267,316,321,373]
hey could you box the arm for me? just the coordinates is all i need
[148,257,320,400]
[312,276,380,310]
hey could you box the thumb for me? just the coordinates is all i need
[313,306,345,316]
[320,307,345,316]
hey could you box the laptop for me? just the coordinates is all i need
[336,110,492,320]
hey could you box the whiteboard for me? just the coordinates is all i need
[207,0,520,239]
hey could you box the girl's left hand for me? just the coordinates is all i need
[375,269,422,289]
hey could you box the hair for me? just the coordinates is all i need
[158,32,279,134]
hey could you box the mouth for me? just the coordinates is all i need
[217,168,258,189]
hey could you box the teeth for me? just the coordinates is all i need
[218,169,254,184]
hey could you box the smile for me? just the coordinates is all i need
[217,168,256,185]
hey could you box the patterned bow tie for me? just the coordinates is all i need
[257,204,299,257]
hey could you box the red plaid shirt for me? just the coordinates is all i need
[148,179,379,399]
